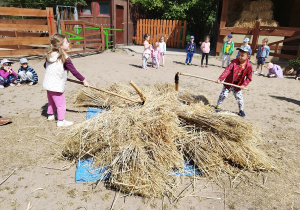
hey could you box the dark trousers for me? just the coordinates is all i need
[0,75,17,86]
[185,52,194,63]
[201,53,209,65]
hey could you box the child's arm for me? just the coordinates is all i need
[193,43,196,53]
[256,46,260,58]
[64,58,89,87]
[218,62,234,81]
[265,46,270,58]
[186,42,189,53]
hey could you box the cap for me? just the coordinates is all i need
[20,58,28,64]
[228,34,233,38]
[267,63,273,69]
[243,38,250,42]
[190,35,195,39]
[236,46,250,54]
[1,59,14,65]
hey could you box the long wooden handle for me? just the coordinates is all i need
[67,78,140,103]
[129,81,146,102]
[178,72,248,90]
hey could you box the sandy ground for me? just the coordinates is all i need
[0,49,300,210]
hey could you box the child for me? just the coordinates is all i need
[236,38,252,58]
[266,63,283,78]
[215,46,252,117]
[151,42,161,69]
[185,35,196,65]
[158,36,166,67]
[142,33,151,69]
[255,38,270,75]
[16,58,38,86]
[222,34,234,68]
[200,36,210,67]
[0,59,17,88]
[296,68,300,80]
[43,33,89,127]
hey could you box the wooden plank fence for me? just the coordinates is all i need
[135,19,186,48]
[0,7,56,56]
[60,20,105,53]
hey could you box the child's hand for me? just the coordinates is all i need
[16,83,21,87]
[240,85,245,90]
[83,80,89,87]
[216,79,220,84]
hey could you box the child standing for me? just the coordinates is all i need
[185,35,196,65]
[255,38,270,75]
[142,33,151,69]
[16,58,38,86]
[200,36,210,67]
[0,59,17,88]
[158,36,166,67]
[151,42,161,69]
[43,33,89,127]
[215,46,252,117]
[222,34,234,68]
[266,63,283,78]
[236,38,252,58]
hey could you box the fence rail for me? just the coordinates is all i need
[134,19,186,48]
[0,6,56,56]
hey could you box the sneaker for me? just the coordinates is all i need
[0,85,4,89]
[205,65,208,68]
[259,72,264,76]
[215,106,221,113]
[253,71,258,74]
[188,63,192,65]
[47,115,55,121]
[57,120,73,127]
[239,110,246,117]
[10,83,15,86]
[185,63,187,65]
[201,65,204,67]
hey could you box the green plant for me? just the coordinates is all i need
[289,56,300,68]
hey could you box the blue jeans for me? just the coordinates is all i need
[185,52,194,63]
[0,75,17,86]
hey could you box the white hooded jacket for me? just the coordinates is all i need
[43,52,69,93]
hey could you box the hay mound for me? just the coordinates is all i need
[233,0,278,28]
[62,83,274,198]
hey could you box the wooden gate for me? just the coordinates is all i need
[134,19,187,48]
[0,7,56,56]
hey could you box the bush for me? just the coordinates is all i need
[289,57,300,68]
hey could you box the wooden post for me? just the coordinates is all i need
[101,25,105,50]
[216,0,228,55]
[274,43,279,54]
[82,23,86,51]
[251,21,260,56]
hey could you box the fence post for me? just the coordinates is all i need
[46,7,57,36]
[82,23,86,51]
[251,21,260,56]
[101,25,105,51]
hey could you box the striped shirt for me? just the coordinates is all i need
[17,66,38,83]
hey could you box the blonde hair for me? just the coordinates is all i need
[160,36,165,41]
[154,42,159,47]
[262,38,268,43]
[44,33,68,63]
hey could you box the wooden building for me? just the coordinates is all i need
[77,0,134,45]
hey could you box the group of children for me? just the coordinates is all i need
[0,58,38,89]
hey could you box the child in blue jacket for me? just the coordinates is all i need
[185,35,196,65]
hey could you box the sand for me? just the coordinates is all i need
[0,49,299,209]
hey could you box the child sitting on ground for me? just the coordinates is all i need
[142,33,151,69]
[185,35,196,65]
[16,58,38,86]
[222,34,234,68]
[0,59,17,88]
[255,38,270,75]
[158,36,166,67]
[266,63,283,78]
[200,35,210,67]
[215,46,252,117]
[151,42,161,69]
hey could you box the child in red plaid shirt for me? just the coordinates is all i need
[215,46,252,117]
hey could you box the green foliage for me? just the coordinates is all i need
[0,0,86,9]
[289,57,300,67]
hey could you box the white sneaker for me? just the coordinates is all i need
[47,115,55,121]
[10,83,15,86]
[0,85,4,89]
[57,120,73,127]
[254,71,258,74]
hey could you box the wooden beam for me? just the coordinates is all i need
[269,52,297,60]
[220,0,229,29]
[251,22,260,56]
[268,35,300,46]
[0,37,49,45]
[0,24,48,32]
[0,7,47,17]
[0,19,47,25]
[0,49,45,56]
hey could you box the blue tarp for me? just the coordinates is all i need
[75,108,200,183]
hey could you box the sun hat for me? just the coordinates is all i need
[243,38,250,42]
[236,46,250,54]
[1,59,14,65]
[20,58,28,64]
[190,35,195,39]
[228,34,233,38]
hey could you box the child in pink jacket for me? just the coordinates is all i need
[200,36,210,67]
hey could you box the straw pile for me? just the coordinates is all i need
[233,0,278,28]
[62,83,274,198]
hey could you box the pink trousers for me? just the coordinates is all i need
[47,90,66,121]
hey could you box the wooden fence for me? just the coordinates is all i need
[134,19,187,48]
[60,20,105,53]
[0,7,56,56]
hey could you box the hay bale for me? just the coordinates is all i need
[257,11,273,21]
[240,11,257,21]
